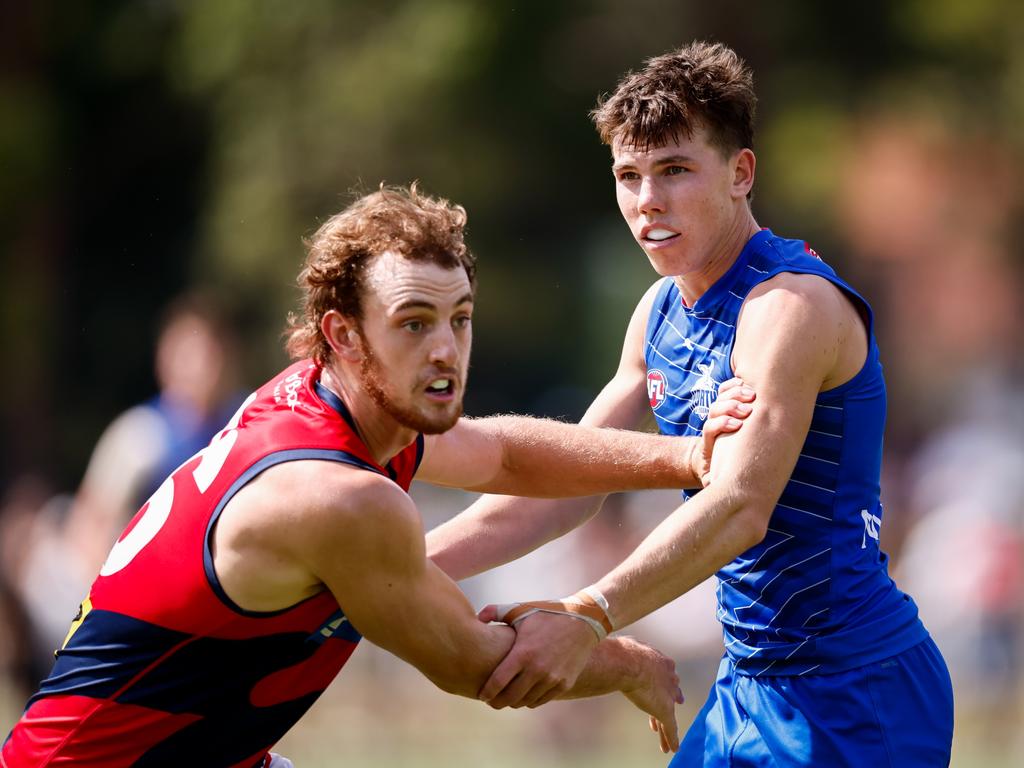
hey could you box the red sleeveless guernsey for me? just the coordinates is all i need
[2,361,423,768]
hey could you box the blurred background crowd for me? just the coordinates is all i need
[1,1,1022,766]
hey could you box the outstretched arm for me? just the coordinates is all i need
[425,282,752,581]
[479,272,862,707]
[422,284,661,584]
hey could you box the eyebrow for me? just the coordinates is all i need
[394,293,474,313]
[612,154,697,171]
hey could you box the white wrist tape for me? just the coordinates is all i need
[493,587,615,641]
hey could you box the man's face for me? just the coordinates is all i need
[612,126,750,278]
[355,251,473,434]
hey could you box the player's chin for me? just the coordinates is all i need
[643,250,685,277]
[416,404,463,435]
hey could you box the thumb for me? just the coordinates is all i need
[477,603,500,623]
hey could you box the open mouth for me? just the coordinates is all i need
[643,228,679,243]
[426,378,454,397]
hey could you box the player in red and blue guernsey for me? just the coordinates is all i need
[2,184,760,767]
[428,42,954,766]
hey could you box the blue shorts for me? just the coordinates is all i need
[670,637,953,767]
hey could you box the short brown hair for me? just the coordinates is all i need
[286,183,476,366]
[591,40,756,156]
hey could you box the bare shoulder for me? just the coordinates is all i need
[622,278,667,359]
[214,459,425,611]
[741,271,848,325]
[289,461,416,529]
[635,278,667,317]
[227,460,418,552]
[735,271,864,390]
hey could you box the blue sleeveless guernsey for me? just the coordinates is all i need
[645,229,927,677]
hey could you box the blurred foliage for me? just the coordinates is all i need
[2,2,1024,764]
[1,0,1022,488]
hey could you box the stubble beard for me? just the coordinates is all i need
[359,343,463,435]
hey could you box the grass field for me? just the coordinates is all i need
[1,488,1020,765]
[275,643,1020,768]
[2,639,1021,766]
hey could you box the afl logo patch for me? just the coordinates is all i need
[647,369,668,409]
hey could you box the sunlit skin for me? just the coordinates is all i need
[320,250,474,464]
[612,126,760,307]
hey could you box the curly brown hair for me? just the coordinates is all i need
[286,183,477,366]
[591,40,756,157]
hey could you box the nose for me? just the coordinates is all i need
[637,176,665,216]
[429,325,458,368]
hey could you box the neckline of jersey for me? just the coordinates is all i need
[312,377,396,480]
[683,228,774,314]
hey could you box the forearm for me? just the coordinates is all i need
[594,484,769,628]
[419,619,518,698]
[481,416,701,497]
[427,493,607,581]
[559,635,647,700]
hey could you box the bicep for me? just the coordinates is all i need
[416,418,504,488]
[710,277,841,507]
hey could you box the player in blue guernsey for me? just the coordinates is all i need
[428,42,953,766]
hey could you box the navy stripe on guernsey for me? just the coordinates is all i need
[645,229,926,676]
[31,611,345,767]
[31,608,357,710]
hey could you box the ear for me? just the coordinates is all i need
[732,148,756,199]
[321,310,363,363]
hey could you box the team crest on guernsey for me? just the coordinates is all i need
[647,369,668,409]
[689,362,719,421]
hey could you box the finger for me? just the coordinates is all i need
[477,604,500,623]
[527,681,565,709]
[707,397,753,420]
[706,391,753,419]
[702,415,744,438]
[487,669,541,709]
[715,376,745,394]
[650,715,658,732]
[664,711,680,753]
[718,379,755,401]
[516,678,551,709]
[659,722,669,754]
[479,656,522,702]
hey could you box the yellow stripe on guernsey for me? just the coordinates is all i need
[60,596,93,653]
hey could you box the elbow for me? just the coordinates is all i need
[427,664,489,700]
[430,673,475,698]
[424,622,514,700]
[731,498,773,550]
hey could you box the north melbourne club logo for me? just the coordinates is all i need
[647,369,668,409]
[689,362,719,421]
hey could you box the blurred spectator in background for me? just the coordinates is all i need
[0,292,244,685]
[0,477,53,694]
[836,107,1024,757]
